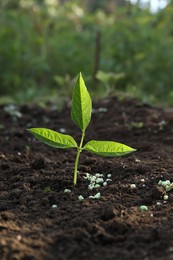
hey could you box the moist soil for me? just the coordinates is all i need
[0,96,173,260]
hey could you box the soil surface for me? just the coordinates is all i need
[0,96,173,260]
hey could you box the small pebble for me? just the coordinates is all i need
[88,184,95,190]
[94,184,101,188]
[107,174,112,178]
[94,192,101,199]
[16,235,22,241]
[163,195,168,200]
[90,176,97,183]
[59,128,66,133]
[156,202,162,206]
[89,192,101,199]
[95,173,103,177]
[130,184,136,189]
[135,159,141,163]
[96,178,104,184]
[106,179,112,182]
[78,195,84,201]
[52,205,58,208]
[169,247,173,252]
[98,107,108,113]
[103,182,107,187]
[64,189,71,193]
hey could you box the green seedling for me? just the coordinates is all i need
[44,186,51,192]
[27,73,136,186]
[140,205,148,211]
[130,122,144,129]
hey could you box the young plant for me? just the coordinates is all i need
[27,73,136,186]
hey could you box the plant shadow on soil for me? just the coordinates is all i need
[0,96,173,260]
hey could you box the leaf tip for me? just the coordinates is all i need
[27,128,34,133]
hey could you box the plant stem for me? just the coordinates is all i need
[74,130,85,186]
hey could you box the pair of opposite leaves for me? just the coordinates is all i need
[27,73,136,158]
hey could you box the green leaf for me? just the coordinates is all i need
[71,72,92,131]
[27,128,77,149]
[83,140,136,157]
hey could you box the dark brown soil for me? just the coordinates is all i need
[0,96,173,260]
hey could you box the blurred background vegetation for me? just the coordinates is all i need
[0,0,173,106]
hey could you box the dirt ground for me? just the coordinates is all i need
[0,96,173,260]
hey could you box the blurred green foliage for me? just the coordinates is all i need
[0,0,173,105]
